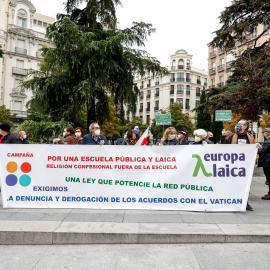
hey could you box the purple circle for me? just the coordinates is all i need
[6,174,18,186]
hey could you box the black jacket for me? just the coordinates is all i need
[179,137,189,145]
[163,139,180,145]
[18,138,29,144]
[0,132,18,144]
[258,138,270,168]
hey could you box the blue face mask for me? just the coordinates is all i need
[63,132,66,137]
[236,125,242,132]
[133,129,140,135]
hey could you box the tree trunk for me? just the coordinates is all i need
[87,98,96,128]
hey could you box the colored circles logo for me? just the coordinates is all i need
[6,161,32,187]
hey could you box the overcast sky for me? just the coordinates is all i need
[31,0,232,70]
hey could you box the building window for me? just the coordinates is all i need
[155,88,159,97]
[196,87,200,97]
[196,100,200,107]
[155,77,160,85]
[43,22,48,27]
[38,21,42,26]
[17,9,27,28]
[176,98,183,104]
[185,99,190,110]
[171,60,176,70]
[219,76,224,86]
[170,98,174,105]
[227,50,235,62]
[170,73,175,82]
[211,78,215,87]
[186,85,190,95]
[16,60,24,69]
[147,115,150,125]
[155,100,159,111]
[170,85,174,91]
[204,78,207,86]
[197,76,201,84]
[12,101,23,110]
[178,59,184,69]
[177,85,184,94]
[34,19,37,24]
[18,39,25,49]
[177,73,184,82]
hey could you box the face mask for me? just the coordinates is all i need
[0,130,2,135]
[124,135,127,139]
[95,129,100,136]
[169,134,176,140]
[177,135,181,139]
[63,132,66,137]
[236,125,242,132]
[23,135,27,139]
[220,135,226,139]
[133,129,140,135]
[208,137,214,142]
[195,136,201,142]
[75,132,81,137]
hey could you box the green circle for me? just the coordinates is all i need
[19,175,31,187]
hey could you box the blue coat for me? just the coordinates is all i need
[81,133,109,145]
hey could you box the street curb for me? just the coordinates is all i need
[0,231,270,245]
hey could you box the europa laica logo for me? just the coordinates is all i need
[192,153,246,177]
[6,161,32,187]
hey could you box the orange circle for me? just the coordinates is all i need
[21,162,31,173]
[6,162,18,173]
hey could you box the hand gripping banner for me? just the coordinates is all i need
[0,144,257,211]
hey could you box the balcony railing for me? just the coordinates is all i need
[146,108,150,112]
[177,91,183,95]
[185,106,190,110]
[154,106,159,111]
[139,96,143,100]
[186,65,191,70]
[146,94,151,99]
[197,80,201,85]
[186,78,191,82]
[219,82,224,87]
[147,83,151,87]
[12,88,22,93]
[170,91,174,95]
[218,64,225,72]
[210,51,216,58]
[155,82,159,85]
[209,68,216,74]
[204,82,207,86]
[178,65,184,69]
[139,108,143,112]
[186,90,190,95]
[177,78,185,82]
[155,93,159,97]
[10,110,28,116]
[15,47,27,55]
[196,93,201,97]
[171,66,176,70]
[218,47,225,54]
[170,78,175,82]
[12,67,27,76]
[226,61,234,69]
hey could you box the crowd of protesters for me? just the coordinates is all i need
[1,119,270,209]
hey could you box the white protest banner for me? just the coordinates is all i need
[0,144,257,211]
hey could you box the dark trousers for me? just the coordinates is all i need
[263,167,270,193]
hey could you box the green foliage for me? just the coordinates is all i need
[211,0,270,51]
[151,103,193,139]
[0,105,16,129]
[124,116,148,132]
[196,90,212,131]
[19,119,71,143]
[22,0,168,128]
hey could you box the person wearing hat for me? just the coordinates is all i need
[257,128,270,200]
[178,131,189,145]
[0,123,18,144]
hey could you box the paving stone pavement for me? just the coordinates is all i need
[0,176,269,245]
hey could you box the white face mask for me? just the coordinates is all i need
[195,136,201,142]
[95,129,100,136]
[124,135,127,139]
[169,134,176,140]
[75,132,81,137]
[23,135,27,139]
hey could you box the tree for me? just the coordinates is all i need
[151,103,193,139]
[260,113,270,129]
[212,118,223,143]
[223,113,242,132]
[124,116,148,133]
[22,0,168,128]
[100,98,121,140]
[0,105,16,128]
[211,0,270,51]
[196,90,212,131]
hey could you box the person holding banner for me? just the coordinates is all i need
[53,126,79,145]
[178,131,189,145]
[192,129,213,145]
[0,123,18,144]
[225,119,255,211]
[122,125,141,145]
[257,128,270,200]
[160,127,180,146]
[82,123,108,145]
